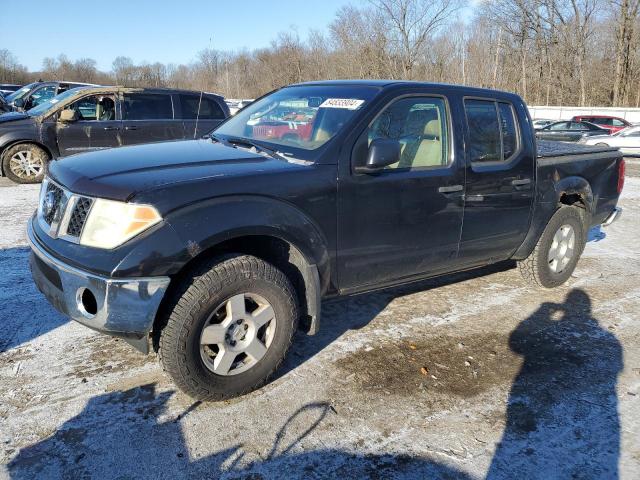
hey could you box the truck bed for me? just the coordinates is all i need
[536,140,619,161]
[535,140,622,226]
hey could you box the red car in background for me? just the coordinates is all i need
[571,115,631,133]
[251,109,316,143]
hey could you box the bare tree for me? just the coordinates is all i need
[367,0,465,79]
[610,0,640,105]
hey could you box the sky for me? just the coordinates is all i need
[0,0,359,71]
[0,0,477,72]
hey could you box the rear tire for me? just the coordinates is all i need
[2,143,49,184]
[518,206,587,289]
[158,254,298,401]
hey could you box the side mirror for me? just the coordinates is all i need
[13,98,24,109]
[355,138,401,173]
[58,109,79,122]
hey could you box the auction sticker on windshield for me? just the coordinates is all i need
[320,98,365,110]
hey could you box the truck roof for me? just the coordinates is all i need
[293,79,521,99]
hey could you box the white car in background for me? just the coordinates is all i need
[579,125,640,156]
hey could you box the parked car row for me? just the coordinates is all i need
[533,115,633,134]
[532,115,640,155]
[0,85,230,183]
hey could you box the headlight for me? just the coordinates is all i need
[80,198,162,249]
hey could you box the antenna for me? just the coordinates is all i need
[194,90,203,139]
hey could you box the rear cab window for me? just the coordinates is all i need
[122,93,174,120]
[464,98,520,164]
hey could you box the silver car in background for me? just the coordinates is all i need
[579,125,640,156]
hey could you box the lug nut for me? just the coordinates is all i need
[237,319,242,325]
[244,324,249,330]
[230,340,236,346]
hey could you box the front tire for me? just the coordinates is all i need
[158,254,298,401]
[518,206,587,288]
[2,143,49,184]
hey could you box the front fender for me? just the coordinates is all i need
[163,195,331,287]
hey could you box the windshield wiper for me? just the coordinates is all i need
[223,136,289,161]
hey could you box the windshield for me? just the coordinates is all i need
[26,87,89,116]
[5,82,38,103]
[213,85,378,157]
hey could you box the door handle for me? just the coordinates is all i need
[511,179,531,186]
[103,126,119,131]
[125,126,139,131]
[465,194,484,202]
[438,185,463,194]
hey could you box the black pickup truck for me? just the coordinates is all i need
[27,81,624,401]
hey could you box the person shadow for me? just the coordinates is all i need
[487,289,623,479]
[6,289,622,479]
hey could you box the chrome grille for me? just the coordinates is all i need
[66,197,93,237]
[43,182,64,225]
[37,177,94,243]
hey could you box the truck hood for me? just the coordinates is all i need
[48,139,295,202]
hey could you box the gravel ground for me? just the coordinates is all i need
[0,166,638,479]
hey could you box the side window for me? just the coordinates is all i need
[570,122,588,130]
[179,94,225,120]
[122,93,173,120]
[65,95,116,121]
[29,85,57,107]
[464,99,520,163]
[464,99,501,162]
[550,122,569,130]
[612,119,626,126]
[367,96,449,170]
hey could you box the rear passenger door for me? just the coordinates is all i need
[179,94,227,138]
[458,98,535,265]
[120,92,183,146]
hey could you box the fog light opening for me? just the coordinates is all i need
[78,288,98,317]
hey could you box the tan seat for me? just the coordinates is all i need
[413,119,444,167]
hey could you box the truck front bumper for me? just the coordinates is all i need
[28,219,170,353]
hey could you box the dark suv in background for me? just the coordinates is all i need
[0,86,230,183]
[1,81,96,112]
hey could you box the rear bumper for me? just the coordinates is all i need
[27,219,170,353]
[602,207,622,227]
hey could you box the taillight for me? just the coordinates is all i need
[618,159,625,194]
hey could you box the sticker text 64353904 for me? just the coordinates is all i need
[319,98,365,110]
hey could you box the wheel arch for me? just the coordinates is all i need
[152,232,324,352]
[512,176,593,260]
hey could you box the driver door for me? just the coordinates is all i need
[337,94,465,292]
[56,93,122,157]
